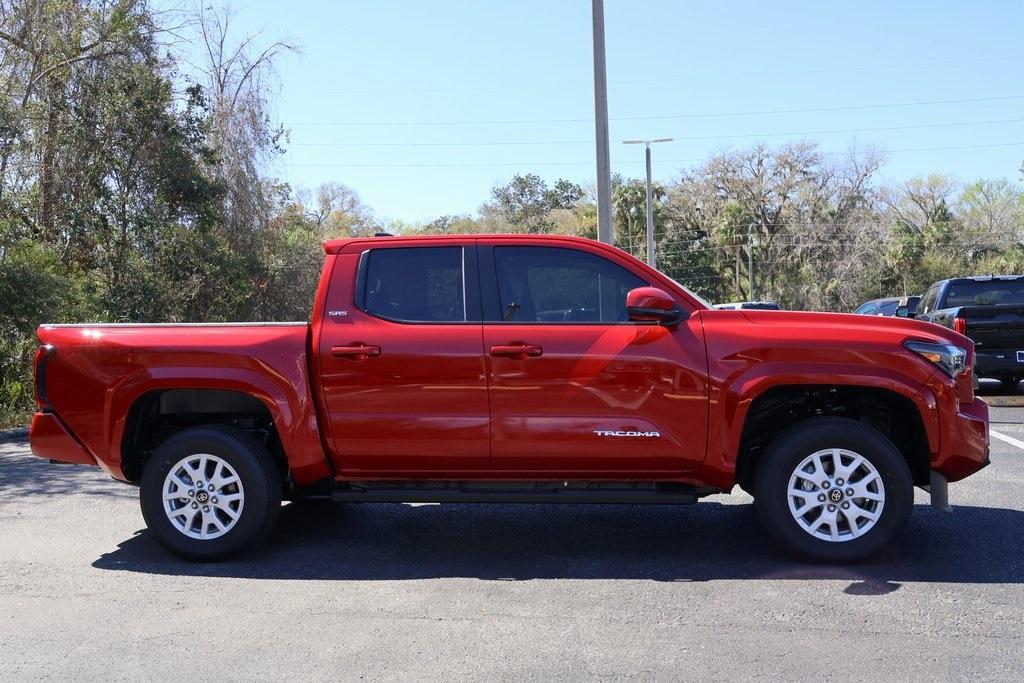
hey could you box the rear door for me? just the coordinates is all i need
[479,241,709,475]
[317,241,489,473]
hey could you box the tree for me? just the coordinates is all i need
[957,179,1023,253]
[191,3,297,248]
[879,175,962,295]
[306,182,377,237]
[484,174,586,233]
[612,178,664,263]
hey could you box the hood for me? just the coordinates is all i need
[700,308,969,349]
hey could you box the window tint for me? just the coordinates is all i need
[877,301,898,316]
[363,247,466,322]
[493,246,646,323]
[944,280,1024,307]
[855,302,877,315]
[919,285,939,314]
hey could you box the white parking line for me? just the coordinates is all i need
[990,429,1024,451]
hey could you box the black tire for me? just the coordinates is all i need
[140,425,281,561]
[753,417,912,563]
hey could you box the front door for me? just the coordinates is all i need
[480,242,709,475]
[318,242,489,474]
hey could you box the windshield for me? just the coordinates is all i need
[877,301,898,316]
[665,277,713,308]
[945,280,1024,307]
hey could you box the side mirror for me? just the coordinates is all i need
[626,287,685,326]
[895,305,914,318]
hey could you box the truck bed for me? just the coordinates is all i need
[34,321,328,484]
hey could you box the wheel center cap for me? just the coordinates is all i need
[195,490,210,504]
[828,488,844,504]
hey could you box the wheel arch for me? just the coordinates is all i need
[703,364,939,491]
[733,383,934,491]
[108,368,330,485]
[120,388,286,483]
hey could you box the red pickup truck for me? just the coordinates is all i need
[30,234,989,562]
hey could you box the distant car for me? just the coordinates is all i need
[914,275,1024,387]
[712,301,781,310]
[854,296,920,317]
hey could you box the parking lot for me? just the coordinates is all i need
[2,385,1023,680]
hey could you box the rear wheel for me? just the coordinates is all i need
[754,417,912,563]
[140,425,281,560]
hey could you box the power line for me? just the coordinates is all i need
[666,116,1024,143]
[307,56,1024,96]
[283,140,1024,168]
[288,116,1024,148]
[288,94,1024,127]
[290,139,593,148]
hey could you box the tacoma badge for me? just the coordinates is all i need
[593,430,661,438]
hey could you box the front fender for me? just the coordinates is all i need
[701,362,938,490]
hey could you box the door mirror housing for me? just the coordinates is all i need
[626,287,685,326]
[895,305,914,318]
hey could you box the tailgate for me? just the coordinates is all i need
[962,305,1024,350]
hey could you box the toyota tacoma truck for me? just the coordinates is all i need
[29,234,990,562]
[912,275,1024,388]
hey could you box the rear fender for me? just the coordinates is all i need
[109,366,329,485]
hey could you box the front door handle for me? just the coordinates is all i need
[331,344,381,360]
[490,343,543,359]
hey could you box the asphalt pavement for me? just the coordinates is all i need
[2,388,1023,681]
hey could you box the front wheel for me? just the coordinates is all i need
[140,425,281,561]
[999,375,1021,389]
[754,417,912,563]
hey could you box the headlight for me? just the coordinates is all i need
[904,340,967,377]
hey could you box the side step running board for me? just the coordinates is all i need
[330,481,704,505]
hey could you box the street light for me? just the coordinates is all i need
[622,138,673,268]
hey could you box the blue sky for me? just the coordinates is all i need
[195,1,1024,224]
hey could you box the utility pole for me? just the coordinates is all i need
[591,0,613,244]
[734,246,740,299]
[623,138,672,268]
[747,223,755,300]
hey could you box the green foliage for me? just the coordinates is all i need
[485,174,585,233]
[0,0,319,425]
[0,238,88,426]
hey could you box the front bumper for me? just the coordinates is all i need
[933,398,990,483]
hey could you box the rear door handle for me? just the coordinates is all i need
[331,344,381,360]
[489,343,543,359]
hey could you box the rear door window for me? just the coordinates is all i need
[361,246,469,322]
